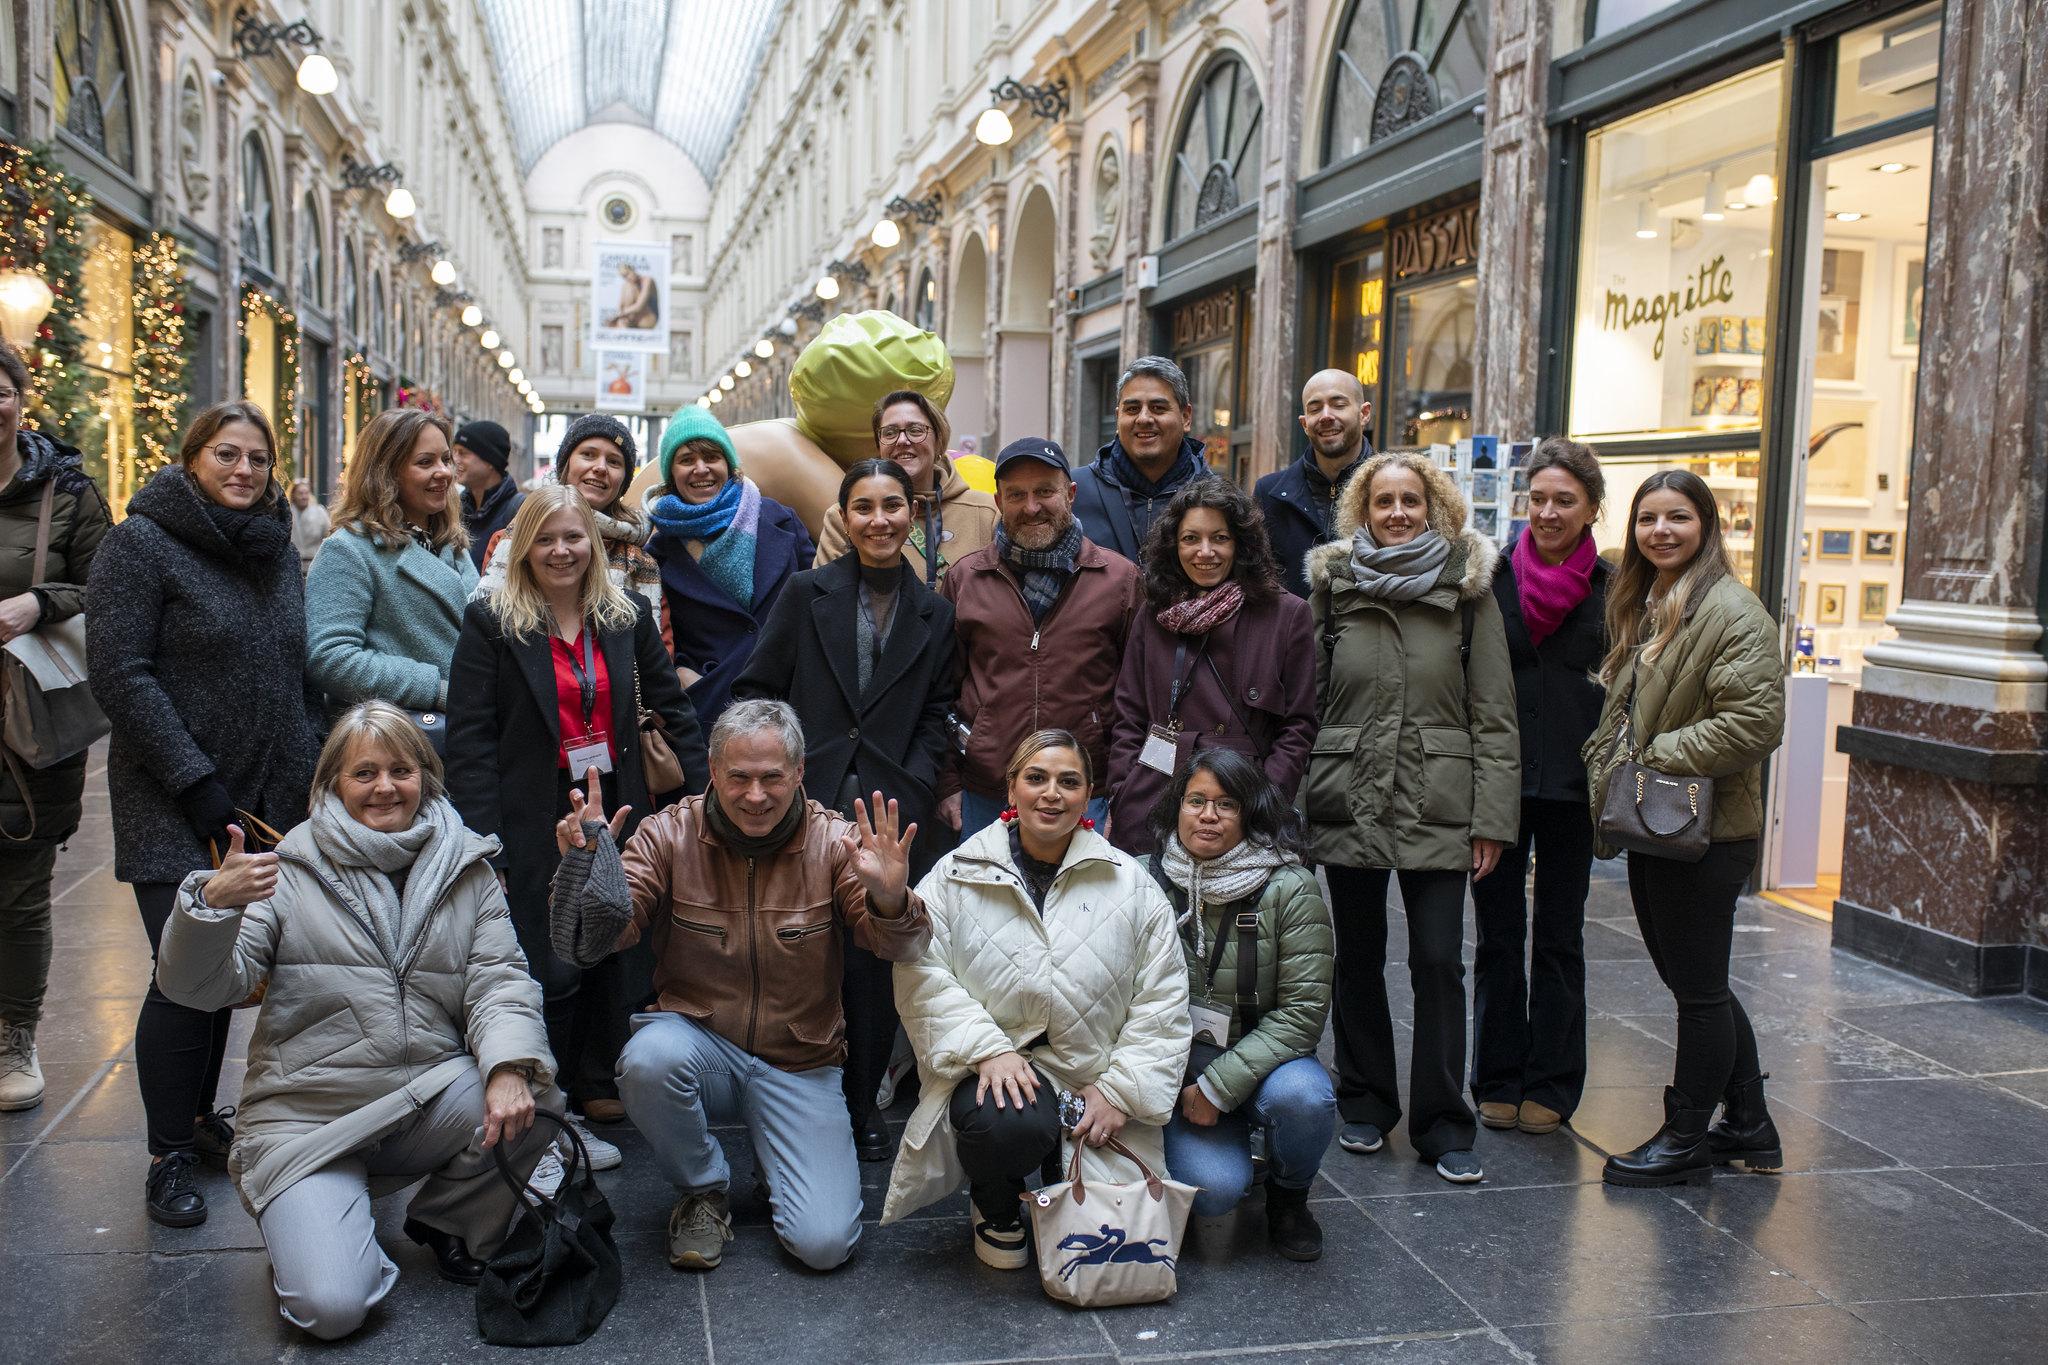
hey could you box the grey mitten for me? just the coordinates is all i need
[549,821,633,968]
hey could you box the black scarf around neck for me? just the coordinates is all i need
[705,789,807,860]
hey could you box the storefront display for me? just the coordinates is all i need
[1167,282,1251,481]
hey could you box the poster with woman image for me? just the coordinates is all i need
[590,241,669,353]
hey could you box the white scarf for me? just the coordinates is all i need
[1159,833,1296,963]
[307,792,472,969]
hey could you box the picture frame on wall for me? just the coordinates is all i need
[1860,581,1890,623]
[1862,529,1898,562]
[1817,528,1856,561]
[1817,583,1847,625]
[1892,249,1925,356]
[1816,247,1865,385]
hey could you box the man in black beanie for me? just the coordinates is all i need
[454,420,522,571]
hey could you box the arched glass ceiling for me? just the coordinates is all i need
[478,0,785,178]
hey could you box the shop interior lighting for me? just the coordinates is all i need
[461,304,484,327]
[1833,211,1865,222]
[480,329,501,350]
[1876,161,1913,174]
[754,337,776,358]
[1634,197,1659,240]
[1742,172,1777,206]
[232,10,336,95]
[870,218,902,249]
[735,360,752,378]
[1701,171,1726,222]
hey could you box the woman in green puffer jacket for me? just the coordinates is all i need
[1584,469,1785,1190]
[1147,749,1334,1263]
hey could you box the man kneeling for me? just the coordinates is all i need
[550,698,929,1271]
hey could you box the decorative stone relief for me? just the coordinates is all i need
[1089,140,1121,273]
[178,73,209,213]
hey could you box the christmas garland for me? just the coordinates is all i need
[396,376,445,415]
[131,233,190,479]
[0,142,93,446]
[342,351,375,474]
[238,283,301,479]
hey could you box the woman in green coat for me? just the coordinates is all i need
[1584,470,1785,1189]
[1304,451,1520,1185]
[1147,749,1334,1262]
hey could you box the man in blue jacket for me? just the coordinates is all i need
[1255,369,1375,597]
[1071,355,1215,560]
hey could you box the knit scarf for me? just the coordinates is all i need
[1156,581,1244,636]
[652,478,761,608]
[1513,527,1597,647]
[855,561,905,696]
[307,792,472,969]
[996,517,1083,623]
[1346,524,1451,601]
[704,787,806,860]
[198,490,294,570]
[1158,833,1296,965]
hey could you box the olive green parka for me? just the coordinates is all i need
[1303,466,1521,870]
[1581,573,1785,858]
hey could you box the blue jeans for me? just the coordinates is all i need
[959,790,1110,840]
[1164,1056,1337,1217]
[618,1012,863,1270]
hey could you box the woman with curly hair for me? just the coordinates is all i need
[1105,479,1316,856]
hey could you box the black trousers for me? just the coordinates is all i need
[1470,798,1594,1116]
[1326,864,1476,1161]
[1628,840,1763,1106]
[948,1070,1061,1230]
[840,939,899,1121]
[134,882,233,1156]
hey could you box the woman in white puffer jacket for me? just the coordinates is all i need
[882,729,1190,1269]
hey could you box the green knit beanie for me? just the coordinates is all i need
[658,407,740,490]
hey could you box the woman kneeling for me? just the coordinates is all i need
[156,702,557,1340]
[1149,750,1335,1260]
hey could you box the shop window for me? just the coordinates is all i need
[1389,275,1476,449]
[239,134,277,276]
[1323,0,1488,164]
[80,218,137,511]
[1166,57,1263,242]
[1327,243,1388,447]
[1550,1,1691,57]
[1832,2,1941,138]
[1169,284,1253,481]
[342,239,360,336]
[54,0,135,173]
[298,193,324,309]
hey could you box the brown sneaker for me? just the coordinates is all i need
[1518,1100,1563,1134]
[1478,1101,1519,1130]
[667,1190,734,1270]
[581,1097,627,1124]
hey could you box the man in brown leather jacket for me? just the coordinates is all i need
[549,698,928,1274]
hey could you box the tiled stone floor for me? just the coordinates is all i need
[5,758,2047,1362]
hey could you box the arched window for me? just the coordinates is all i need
[239,134,276,274]
[1324,0,1489,164]
[53,0,135,172]
[298,193,324,307]
[342,239,360,335]
[1166,57,1264,243]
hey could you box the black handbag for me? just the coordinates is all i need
[476,1111,621,1347]
[412,709,447,757]
[1596,679,1714,864]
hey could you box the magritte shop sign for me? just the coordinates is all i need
[1391,202,1479,282]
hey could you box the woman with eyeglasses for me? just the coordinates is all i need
[87,400,321,1227]
[812,391,997,586]
[0,340,113,1116]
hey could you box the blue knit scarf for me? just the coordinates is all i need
[651,477,761,608]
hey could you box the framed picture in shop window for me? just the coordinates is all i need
[1860,581,1891,623]
[1862,529,1898,562]
[1815,247,1865,386]
[1817,583,1847,625]
[1892,250,1925,356]
[1817,529,1856,561]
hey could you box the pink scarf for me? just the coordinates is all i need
[1513,529,1597,647]
[1156,581,1244,636]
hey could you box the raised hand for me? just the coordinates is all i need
[842,790,916,915]
[201,825,280,909]
[554,766,632,856]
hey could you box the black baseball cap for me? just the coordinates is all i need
[994,437,1071,478]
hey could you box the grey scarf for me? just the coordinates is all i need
[1159,833,1296,964]
[1346,525,1451,601]
[307,792,473,969]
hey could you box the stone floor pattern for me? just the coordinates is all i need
[5,759,2047,1364]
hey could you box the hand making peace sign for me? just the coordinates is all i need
[553,766,634,857]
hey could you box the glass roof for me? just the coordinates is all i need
[478,0,786,177]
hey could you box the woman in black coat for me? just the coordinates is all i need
[1470,438,1611,1138]
[86,400,320,1228]
[733,458,956,1162]
[446,487,706,1148]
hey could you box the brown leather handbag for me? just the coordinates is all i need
[1596,682,1714,863]
[631,660,685,799]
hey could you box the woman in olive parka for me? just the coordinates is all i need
[1304,450,1519,1185]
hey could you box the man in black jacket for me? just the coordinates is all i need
[454,420,522,570]
[1255,369,1375,598]
[1071,355,1215,560]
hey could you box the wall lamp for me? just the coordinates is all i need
[397,240,444,265]
[872,192,944,248]
[232,9,337,94]
[975,77,1070,145]
[342,158,414,219]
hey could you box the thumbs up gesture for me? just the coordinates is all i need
[201,825,280,909]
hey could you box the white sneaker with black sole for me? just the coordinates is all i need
[970,1202,1029,1270]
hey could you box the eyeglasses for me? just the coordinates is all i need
[202,443,275,471]
[1181,793,1243,818]
[878,423,932,444]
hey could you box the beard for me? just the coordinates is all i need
[1009,509,1072,551]
[1311,424,1358,456]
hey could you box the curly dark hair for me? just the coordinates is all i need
[1139,479,1283,611]
[1145,747,1307,862]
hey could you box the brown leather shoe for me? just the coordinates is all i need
[581,1098,628,1124]
[1478,1101,1518,1130]
[1518,1100,1563,1134]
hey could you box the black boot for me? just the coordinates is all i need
[852,1104,894,1163]
[1708,1072,1783,1172]
[145,1150,208,1227]
[191,1106,236,1169]
[1602,1087,1715,1188]
[1264,1184,1323,1262]
[404,1218,486,1285]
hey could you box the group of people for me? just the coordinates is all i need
[0,335,1788,1340]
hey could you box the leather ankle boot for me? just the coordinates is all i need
[1708,1072,1784,1172]
[1603,1086,1716,1188]
[1264,1184,1323,1262]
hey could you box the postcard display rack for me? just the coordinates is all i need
[1431,436,1526,548]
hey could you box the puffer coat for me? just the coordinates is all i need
[1582,572,1785,857]
[881,822,1191,1223]
[153,810,551,1220]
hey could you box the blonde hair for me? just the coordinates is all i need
[1349,450,1468,541]
[313,701,445,803]
[1004,728,1093,792]
[1599,469,1732,685]
[490,485,637,643]
[333,409,467,554]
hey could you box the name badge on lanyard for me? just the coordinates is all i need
[563,628,614,774]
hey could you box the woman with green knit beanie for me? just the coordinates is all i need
[643,408,814,727]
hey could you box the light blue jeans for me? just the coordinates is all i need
[959,790,1110,841]
[617,1011,863,1270]
[1164,1056,1338,1217]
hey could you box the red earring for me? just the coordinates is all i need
[999,806,1018,823]
[1079,816,1096,830]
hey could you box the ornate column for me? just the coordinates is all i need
[1834,0,2048,997]
[1117,59,1159,366]
[20,0,54,142]
[1472,0,1552,437]
[1050,118,1082,446]
[1247,0,1308,482]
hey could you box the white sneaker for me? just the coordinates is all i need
[524,1149,565,1203]
[970,1201,1029,1271]
[567,1115,623,1172]
[0,1022,43,1112]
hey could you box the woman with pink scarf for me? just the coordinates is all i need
[1106,480,1318,857]
[1470,437,1611,1140]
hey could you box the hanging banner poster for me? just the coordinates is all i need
[590,240,669,354]
[595,351,649,411]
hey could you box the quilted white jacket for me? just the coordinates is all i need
[881,822,1192,1223]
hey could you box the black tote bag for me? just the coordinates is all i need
[476,1110,622,1347]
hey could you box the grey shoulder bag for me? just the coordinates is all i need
[1596,673,1713,863]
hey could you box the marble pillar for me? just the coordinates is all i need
[1117,60,1159,368]
[1473,0,1551,438]
[1833,0,2048,998]
[1246,0,1307,482]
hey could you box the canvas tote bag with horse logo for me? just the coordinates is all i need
[1023,1136,1196,1307]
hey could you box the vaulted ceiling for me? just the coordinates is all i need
[476,0,785,179]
